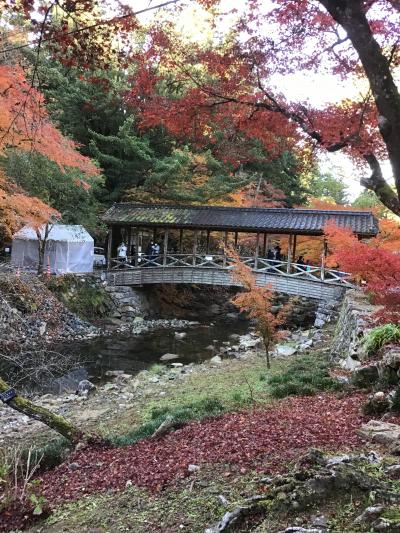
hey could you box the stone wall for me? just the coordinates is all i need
[330,290,379,369]
[104,284,150,322]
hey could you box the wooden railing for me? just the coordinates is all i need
[109,254,352,287]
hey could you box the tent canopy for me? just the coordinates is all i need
[14,224,93,242]
[12,224,94,275]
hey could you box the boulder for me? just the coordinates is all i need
[358,420,400,445]
[354,506,384,524]
[76,379,96,398]
[363,391,390,415]
[174,332,187,340]
[275,344,297,357]
[210,355,222,364]
[160,353,180,361]
[351,364,379,387]
[339,355,362,371]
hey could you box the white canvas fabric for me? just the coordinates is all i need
[11,224,94,274]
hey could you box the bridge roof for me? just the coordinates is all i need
[102,203,379,237]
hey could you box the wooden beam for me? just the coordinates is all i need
[254,233,260,268]
[286,234,293,273]
[293,234,297,263]
[192,230,198,266]
[263,233,268,257]
[179,229,183,253]
[106,226,113,269]
[234,231,238,247]
[134,227,139,267]
[223,231,228,267]
[206,230,210,254]
[163,230,169,266]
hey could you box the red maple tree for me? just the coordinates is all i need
[325,221,400,323]
[0,65,98,176]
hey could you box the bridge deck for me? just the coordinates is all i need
[105,255,351,301]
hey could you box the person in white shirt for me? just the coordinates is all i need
[117,242,128,263]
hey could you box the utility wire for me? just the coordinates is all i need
[0,0,181,55]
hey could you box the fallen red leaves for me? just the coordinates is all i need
[39,393,367,506]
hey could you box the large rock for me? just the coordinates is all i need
[351,363,379,387]
[275,344,297,357]
[160,353,180,361]
[358,420,400,445]
[339,355,362,371]
[76,379,96,398]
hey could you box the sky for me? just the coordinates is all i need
[126,0,392,201]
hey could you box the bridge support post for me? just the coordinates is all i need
[255,233,260,269]
[192,230,198,266]
[223,231,228,267]
[134,227,139,267]
[179,229,183,253]
[286,234,293,273]
[107,226,113,269]
[163,230,169,266]
[206,230,210,254]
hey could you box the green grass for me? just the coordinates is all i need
[111,397,225,446]
[267,353,342,399]
[364,324,400,356]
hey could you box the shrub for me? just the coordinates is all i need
[46,275,113,319]
[111,397,225,446]
[364,324,400,356]
[268,354,342,399]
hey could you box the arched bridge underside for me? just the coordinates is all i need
[105,257,352,301]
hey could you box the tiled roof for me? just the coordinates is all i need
[102,203,379,237]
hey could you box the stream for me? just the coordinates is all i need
[50,318,250,394]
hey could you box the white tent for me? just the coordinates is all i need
[11,224,94,275]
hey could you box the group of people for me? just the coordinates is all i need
[264,246,312,271]
[116,239,313,270]
[116,240,162,264]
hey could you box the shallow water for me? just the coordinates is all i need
[50,319,250,394]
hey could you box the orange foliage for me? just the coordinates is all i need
[229,247,290,367]
[0,170,58,242]
[0,65,99,176]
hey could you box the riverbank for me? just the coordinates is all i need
[5,316,400,532]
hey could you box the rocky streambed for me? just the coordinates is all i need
[0,324,328,448]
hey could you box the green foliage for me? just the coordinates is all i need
[111,397,225,446]
[2,150,104,238]
[25,438,71,471]
[46,275,113,319]
[268,354,342,399]
[241,146,308,206]
[306,169,349,204]
[364,324,400,356]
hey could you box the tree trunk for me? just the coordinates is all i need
[319,0,400,213]
[263,337,271,369]
[36,223,51,275]
[0,377,82,443]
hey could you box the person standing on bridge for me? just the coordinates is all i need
[117,242,128,266]
[274,245,282,261]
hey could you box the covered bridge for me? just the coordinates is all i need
[102,204,378,300]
